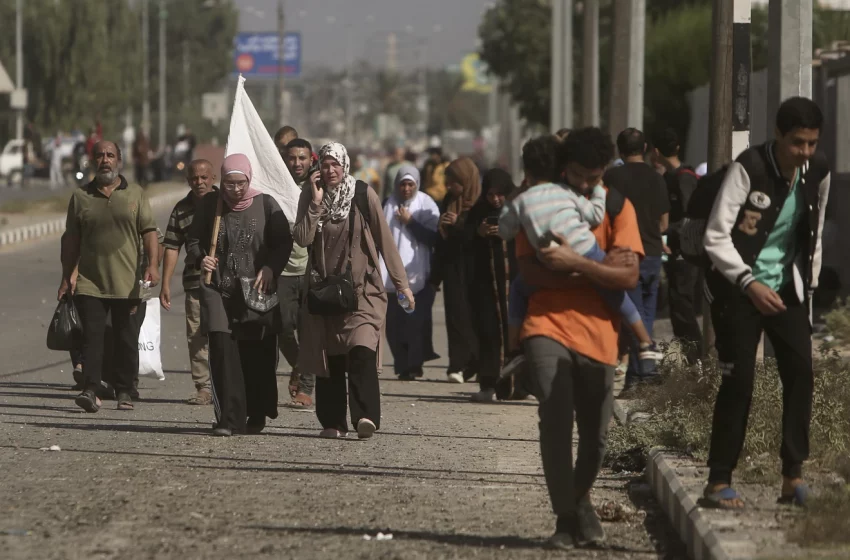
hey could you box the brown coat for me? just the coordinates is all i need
[293,184,409,377]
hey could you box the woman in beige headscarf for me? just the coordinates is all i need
[293,142,412,440]
[430,157,482,384]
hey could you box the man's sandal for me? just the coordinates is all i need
[283,392,313,410]
[778,483,810,507]
[701,486,745,510]
[187,390,213,405]
[288,372,301,399]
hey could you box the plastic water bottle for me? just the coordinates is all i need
[397,292,414,314]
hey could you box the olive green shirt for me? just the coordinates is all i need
[66,177,157,299]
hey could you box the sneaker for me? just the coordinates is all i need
[576,497,606,547]
[471,388,496,403]
[638,343,663,362]
[447,372,465,384]
[320,428,345,439]
[74,389,100,413]
[356,418,377,439]
[548,513,578,550]
[499,354,526,380]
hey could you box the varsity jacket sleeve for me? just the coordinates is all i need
[704,162,755,292]
[811,172,831,290]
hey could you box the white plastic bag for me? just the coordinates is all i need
[138,299,164,380]
[225,74,301,222]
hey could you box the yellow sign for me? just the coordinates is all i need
[461,53,493,94]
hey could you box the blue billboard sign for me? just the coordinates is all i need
[233,32,302,78]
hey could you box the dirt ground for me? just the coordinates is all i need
[0,365,687,559]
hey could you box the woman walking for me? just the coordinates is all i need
[381,164,441,380]
[431,157,482,384]
[467,169,518,402]
[187,154,293,437]
[293,142,412,440]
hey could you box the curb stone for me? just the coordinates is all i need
[0,191,185,247]
[647,449,729,560]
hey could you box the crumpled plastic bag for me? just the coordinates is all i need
[46,296,82,351]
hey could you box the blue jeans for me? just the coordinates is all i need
[624,255,663,381]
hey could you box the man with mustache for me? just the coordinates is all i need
[59,140,160,413]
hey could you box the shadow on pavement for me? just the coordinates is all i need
[0,360,70,379]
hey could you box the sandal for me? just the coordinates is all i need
[778,483,810,507]
[186,389,213,405]
[75,390,101,413]
[283,392,313,410]
[288,372,301,399]
[701,485,745,510]
[117,392,134,411]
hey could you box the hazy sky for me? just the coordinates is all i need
[235,0,495,70]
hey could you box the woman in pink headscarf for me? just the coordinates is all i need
[187,154,293,437]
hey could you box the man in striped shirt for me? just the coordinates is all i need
[160,160,217,405]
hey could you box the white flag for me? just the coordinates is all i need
[225,75,300,222]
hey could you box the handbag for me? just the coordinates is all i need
[240,276,280,313]
[306,183,370,316]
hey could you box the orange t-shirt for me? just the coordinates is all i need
[516,199,645,366]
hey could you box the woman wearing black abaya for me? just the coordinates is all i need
[467,169,518,402]
[431,157,481,384]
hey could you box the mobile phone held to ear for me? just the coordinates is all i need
[486,216,499,226]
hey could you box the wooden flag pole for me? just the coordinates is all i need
[204,196,223,285]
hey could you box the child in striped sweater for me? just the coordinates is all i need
[499,179,660,366]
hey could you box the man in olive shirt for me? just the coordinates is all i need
[59,140,160,412]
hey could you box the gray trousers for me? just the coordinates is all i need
[525,336,615,516]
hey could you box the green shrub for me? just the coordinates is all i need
[824,298,850,343]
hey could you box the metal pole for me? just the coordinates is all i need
[561,0,574,129]
[158,0,167,150]
[766,0,812,137]
[15,0,23,140]
[345,24,354,146]
[704,0,735,356]
[582,0,600,127]
[628,0,646,129]
[277,0,286,127]
[142,0,150,137]
[732,0,752,159]
[550,0,563,131]
[608,0,630,137]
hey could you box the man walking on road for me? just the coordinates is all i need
[516,128,644,549]
[702,97,830,509]
[279,137,314,408]
[604,128,669,388]
[653,128,703,364]
[59,140,160,412]
[160,160,216,405]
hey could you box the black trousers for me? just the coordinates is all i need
[75,295,140,394]
[208,332,279,434]
[707,288,813,484]
[316,346,380,433]
[664,259,703,364]
[442,272,479,374]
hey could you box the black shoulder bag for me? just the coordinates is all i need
[306,183,370,316]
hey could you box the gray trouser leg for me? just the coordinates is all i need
[525,336,614,516]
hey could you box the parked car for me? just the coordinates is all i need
[0,139,50,187]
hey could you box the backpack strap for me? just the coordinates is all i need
[346,180,376,269]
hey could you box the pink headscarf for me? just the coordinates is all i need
[221,153,262,211]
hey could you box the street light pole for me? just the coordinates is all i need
[158,0,167,150]
[142,0,150,137]
[582,0,600,127]
[550,0,563,131]
[277,0,286,127]
[15,0,23,140]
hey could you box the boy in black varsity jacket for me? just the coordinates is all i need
[702,97,830,509]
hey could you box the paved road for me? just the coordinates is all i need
[0,211,684,559]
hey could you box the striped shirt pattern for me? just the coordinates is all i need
[164,193,203,291]
[499,183,606,255]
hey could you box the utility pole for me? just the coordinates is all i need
[549,0,574,131]
[550,0,563,131]
[142,0,150,137]
[766,0,812,134]
[608,0,645,135]
[158,0,167,150]
[704,0,751,355]
[277,0,286,128]
[582,0,600,127]
[15,0,23,141]
[345,24,354,146]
